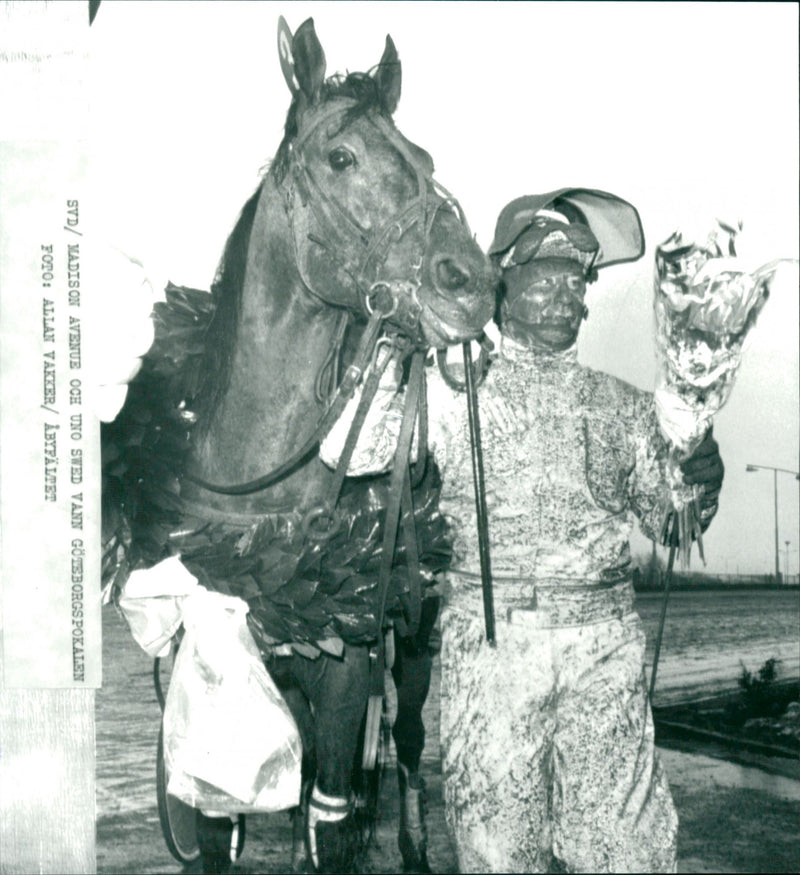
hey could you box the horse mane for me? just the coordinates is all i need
[192,184,261,426]
[194,70,394,427]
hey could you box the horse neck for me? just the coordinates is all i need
[192,175,344,513]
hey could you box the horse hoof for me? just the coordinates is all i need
[398,764,432,874]
[399,830,433,874]
[195,811,240,875]
[309,817,360,873]
[199,853,231,875]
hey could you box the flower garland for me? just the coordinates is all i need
[102,283,451,654]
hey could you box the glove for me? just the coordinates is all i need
[679,428,724,530]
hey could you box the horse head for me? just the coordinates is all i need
[187,19,499,509]
[274,18,497,349]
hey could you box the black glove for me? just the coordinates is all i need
[679,427,724,530]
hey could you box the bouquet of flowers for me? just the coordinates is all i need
[653,218,789,565]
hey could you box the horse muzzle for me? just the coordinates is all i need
[416,253,498,347]
[364,248,496,350]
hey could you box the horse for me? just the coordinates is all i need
[102,17,497,874]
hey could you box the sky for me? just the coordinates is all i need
[88,1,799,576]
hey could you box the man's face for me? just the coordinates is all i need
[500,256,587,352]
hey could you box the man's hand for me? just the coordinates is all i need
[679,428,724,530]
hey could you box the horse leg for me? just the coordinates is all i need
[391,595,440,874]
[195,811,236,875]
[192,658,312,875]
[290,783,311,874]
[296,645,370,874]
[284,690,315,873]
[268,660,316,872]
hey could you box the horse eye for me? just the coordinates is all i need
[328,147,355,171]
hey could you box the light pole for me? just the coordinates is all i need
[745,464,800,584]
[785,541,791,579]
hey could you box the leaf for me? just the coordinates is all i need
[316,636,345,657]
[295,603,332,627]
[272,577,319,610]
[291,641,321,659]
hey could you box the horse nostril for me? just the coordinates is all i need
[435,257,471,291]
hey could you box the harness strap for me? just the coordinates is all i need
[363,350,425,770]
[435,333,493,392]
[376,351,426,645]
[649,540,677,702]
[401,462,422,635]
[184,307,386,496]
[409,356,428,489]
[305,341,395,540]
[315,310,350,404]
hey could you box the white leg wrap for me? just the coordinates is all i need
[307,783,352,869]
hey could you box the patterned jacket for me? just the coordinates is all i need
[321,337,673,588]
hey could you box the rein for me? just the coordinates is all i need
[363,349,427,770]
[463,342,496,646]
[185,101,452,500]
[183,303,389,497]
[315,310,350,404]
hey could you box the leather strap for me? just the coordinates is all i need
[372,351,425,695]
[183,307,386,496]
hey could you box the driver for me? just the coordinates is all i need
[321,188,725,872]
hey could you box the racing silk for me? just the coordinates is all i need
[321,336,672,589]
[321,338,680,872]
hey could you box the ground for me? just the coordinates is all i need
[96,607,800,874]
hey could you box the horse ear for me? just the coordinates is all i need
[277,16,300,95]
[374,35,401,115]
[290,18,327,103]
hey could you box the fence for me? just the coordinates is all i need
[633,569,800,590]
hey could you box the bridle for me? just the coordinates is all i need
[185,98,466,500]
[286,99,470,345]
[182,101,487,758]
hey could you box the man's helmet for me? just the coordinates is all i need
[489,188,646,277]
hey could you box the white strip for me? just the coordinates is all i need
[307,784,351,870]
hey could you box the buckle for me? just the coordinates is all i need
[301,504,341,541]
[365,281,398,318]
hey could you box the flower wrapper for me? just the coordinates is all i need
[653,219,787,564]
[162,588,302,813]
[119,561,303,813]
[117,555,200,657]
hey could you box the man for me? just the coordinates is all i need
[321,188,724,873]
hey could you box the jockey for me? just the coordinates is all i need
[321,188,725,872]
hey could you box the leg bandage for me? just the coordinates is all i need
[307,783,352,870]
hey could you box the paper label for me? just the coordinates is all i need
[0,143,100,687]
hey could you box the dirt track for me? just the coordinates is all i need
[97,605,457,874]
[97,605,799,874]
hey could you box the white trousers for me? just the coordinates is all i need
[440,601,678,873]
